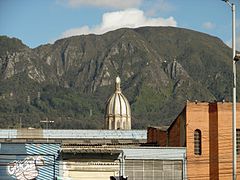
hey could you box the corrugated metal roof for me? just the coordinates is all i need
[62,147,122,154]
[122,147,186,160]
[61,145,186,161]
[0,129,147,140]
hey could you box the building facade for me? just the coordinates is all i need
[147,101,240,179]
[0,129,186,180]
[60,145,186,180]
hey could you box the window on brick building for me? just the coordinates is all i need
[194,129,201,155]
[237,129,240,155]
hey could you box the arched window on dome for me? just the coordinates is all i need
[194,129,202,155]
[117,121,121,130]
[111,120,114,130]
[123,122,126,129]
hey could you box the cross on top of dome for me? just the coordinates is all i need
[115,76,121,93]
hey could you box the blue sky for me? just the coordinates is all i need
[0,0,240,49]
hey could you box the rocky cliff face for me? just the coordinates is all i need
[0,27,238,129]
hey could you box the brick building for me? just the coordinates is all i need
[147,101,240,179]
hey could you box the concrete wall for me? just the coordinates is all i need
[61,158,120,180]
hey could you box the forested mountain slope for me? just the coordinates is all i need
[0,27,238,129]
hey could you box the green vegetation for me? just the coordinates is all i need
[0,84,104,129]
[0,26,239,129]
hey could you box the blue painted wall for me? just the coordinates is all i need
[0,143,60,180]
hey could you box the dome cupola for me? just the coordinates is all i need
[105,76,131,130]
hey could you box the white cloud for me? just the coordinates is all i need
[61,8,177,38]
[64,0,142,9]
[144,0,175,16]
[202,22,215,30]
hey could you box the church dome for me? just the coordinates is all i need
[105,77,131,130]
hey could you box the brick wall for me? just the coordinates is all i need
[147,127,167,146]
[168,109,186,147]
[186,102,240,180]
[216,103,233,179]
[168,117,181,147]
[146,101,240,179]
[209,103,219,179]
[186,102,210,179]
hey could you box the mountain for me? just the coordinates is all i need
[0,27,239,129]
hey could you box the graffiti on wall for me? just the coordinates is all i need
[7,156,44,180]
[0,143,60,179]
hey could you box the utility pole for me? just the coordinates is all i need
[40,117,54,143]
[232,3,237,180]
[222,1,237,179]
[19,117,22,129]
